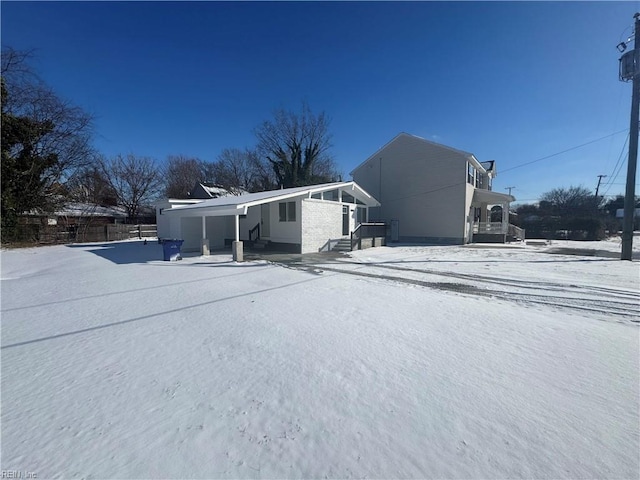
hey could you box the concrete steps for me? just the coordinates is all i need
[252,239,270,250]
[332,238,352,252]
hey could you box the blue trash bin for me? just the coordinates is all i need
[162,239,184,261]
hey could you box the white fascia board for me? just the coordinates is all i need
[468,155,487,173]
[242,192,307,209]
[156,198,203,209]
[349,134,407,176]
[346,182,381,206]
[350,132,480,177]
[242,182,350,209]
[168,198,202,204]
[163,204,246,217]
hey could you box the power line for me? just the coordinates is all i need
[601,133,629,197]
[380,129,631,206]
[501,129,628,174]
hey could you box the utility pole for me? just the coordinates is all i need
[505,186,515,196]
[595,174,607,197]
[618,13,640,260]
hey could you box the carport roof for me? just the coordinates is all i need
[163,181,380,217]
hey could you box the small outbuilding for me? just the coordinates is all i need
[156,181,380,256]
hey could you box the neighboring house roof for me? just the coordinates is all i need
[24,203,128,218]
[189,183,246,199]
[349,132,495,177]
[480,160,497,177]
[164,181,380,217]
[56,203,128,218]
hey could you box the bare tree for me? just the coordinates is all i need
[101,154,163,222]
[1,46,96,189]
[248,150,278,192]
[1,47,96,241]
[254,102,339,188]
[66,166,117,206]
[213,148,274,194]
[164,155,205,198]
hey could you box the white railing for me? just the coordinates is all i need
[473,222,508,234]
[508,224,526,241]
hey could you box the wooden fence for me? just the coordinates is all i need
[8,223,157,245]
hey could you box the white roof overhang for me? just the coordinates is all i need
[472,189,515,205]
[164,204,248,218]
[163,181,380,217]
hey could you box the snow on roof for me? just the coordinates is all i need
[199,184,248,198]
[54,203,128,218]
[166,181,379,216]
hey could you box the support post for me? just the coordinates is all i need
[232,214,243,262]
[622,13,640,260]
[201,216,209,255]
[480,203,488,223]
[502,203,509,234]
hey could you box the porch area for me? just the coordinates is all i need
[469,188,523,243]
[472,222,526,243]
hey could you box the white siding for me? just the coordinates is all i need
[301,199,343,253]
[239,206,261,241]
[352,134,470,244]
[205,216,229,249]
[267,199,302,245]
[180,217,202,252]
[463,183,476,242]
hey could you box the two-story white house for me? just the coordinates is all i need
[351,132,521,244]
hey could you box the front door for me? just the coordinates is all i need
[261,204,270,237]
[342,206,349,236]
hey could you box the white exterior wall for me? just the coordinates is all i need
[239,206,261,241]
[464,183,476,243]
[156,184,378,254]
[266,199,302,245]
[180,217,202,252]
[156,204,170,239]
[156,202,186,240]
[205,216,229,249]
[352,134,469,244]
[156,213,182,241]
[300,199,343,253]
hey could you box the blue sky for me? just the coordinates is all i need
[2,1,638,203]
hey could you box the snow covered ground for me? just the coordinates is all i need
[1,239,638,479]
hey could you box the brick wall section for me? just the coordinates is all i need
[301,199,343,253]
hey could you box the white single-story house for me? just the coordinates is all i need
[156,181,380,256]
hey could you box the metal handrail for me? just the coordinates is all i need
[351,222,387,250]
[249,222,260,242]
[350,223,362,250]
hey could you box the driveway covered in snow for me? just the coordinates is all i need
[1,240,638,478]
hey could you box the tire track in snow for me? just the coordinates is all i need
[275,259,639,323]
